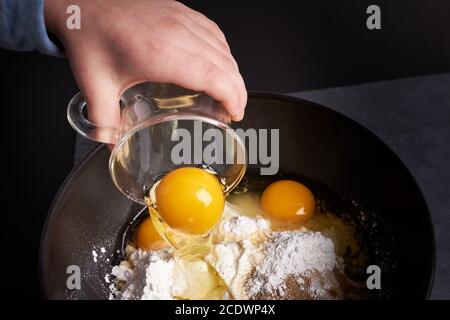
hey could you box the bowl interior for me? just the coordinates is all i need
[40,93,435,299]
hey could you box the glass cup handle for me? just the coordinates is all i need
[67,92,119,144]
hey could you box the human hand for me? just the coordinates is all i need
[44,0,247,131]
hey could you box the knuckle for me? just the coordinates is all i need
[227,55,237,71]
[209,20,221,32]
[203,63,221,84]
[223,41,231,52]
[241,92,248,108]
[169,1,185,11]
[194,11,227,39]
[216,39,230,53]
[150,36,171,59]
[195,11,209,23]
[210,21,226,39]
[169,8,189,24]
[221,54,235,72]
[159,16,184,34]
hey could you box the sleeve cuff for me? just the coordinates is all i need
[35,0,65,56]
[0,0,65,56]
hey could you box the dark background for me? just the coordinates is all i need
[1,0,449,299]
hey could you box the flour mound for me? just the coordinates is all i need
[246,231,337,298]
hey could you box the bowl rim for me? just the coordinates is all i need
[39,91,436,300]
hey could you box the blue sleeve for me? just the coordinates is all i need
[0,0,64,56]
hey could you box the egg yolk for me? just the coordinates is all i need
[261,180,316,223]
[155,167,225,235]
[136,216,165,250]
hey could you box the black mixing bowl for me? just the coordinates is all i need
[40,93,435,299]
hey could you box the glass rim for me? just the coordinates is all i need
[109,113,248,205]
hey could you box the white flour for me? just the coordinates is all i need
[213,214,270,243]
[246,231,337,298]
[109,204,339,300]
[110,249,180,300]
[206,239,266,299]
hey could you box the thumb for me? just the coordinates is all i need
[83,83,122,145]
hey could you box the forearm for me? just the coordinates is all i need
[0,0,63,56]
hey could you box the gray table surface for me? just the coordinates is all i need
[74,73,450,299]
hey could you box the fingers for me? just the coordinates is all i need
[68,0,247,130]
[169,3,230,51]
[153,45,246,121]
[170,2,241,72]
[83,80,122,143]
[170,26,240,79]
[164,1,246,119]
[178,16,238,71]
[171,1,228,47]
[152,19,246,120]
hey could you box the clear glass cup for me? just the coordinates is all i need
[67,82,247,206]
